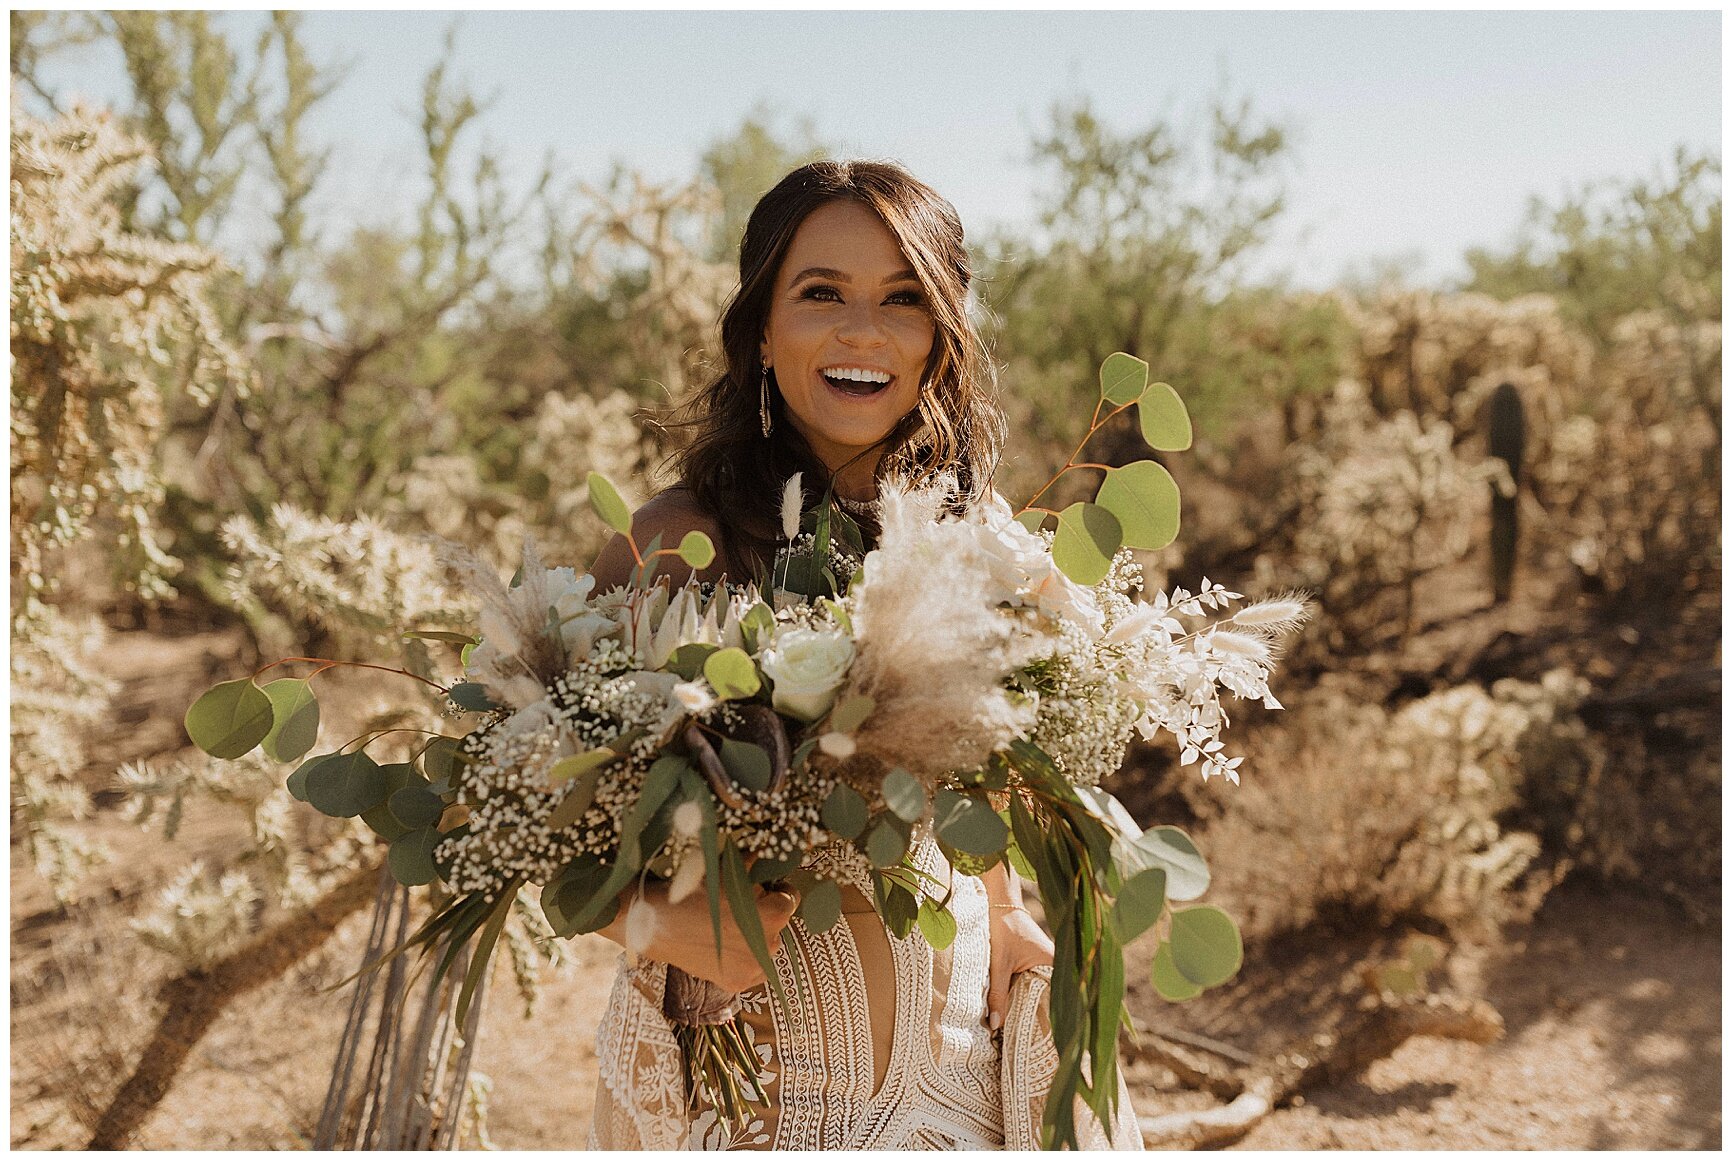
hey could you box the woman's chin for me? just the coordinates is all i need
[791,412,904,460]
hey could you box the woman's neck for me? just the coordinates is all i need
[827,451,880,503]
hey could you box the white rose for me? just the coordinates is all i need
[760,626,855,722]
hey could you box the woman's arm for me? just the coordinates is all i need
[596,879,799,993]
[982,861,1053,1030]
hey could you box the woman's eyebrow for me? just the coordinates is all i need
[789,266,920,285]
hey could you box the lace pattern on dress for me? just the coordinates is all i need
[586,836,1145,1151]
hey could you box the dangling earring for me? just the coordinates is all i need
[759,364,773,438]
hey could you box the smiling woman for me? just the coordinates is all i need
[583,160,1139,1150]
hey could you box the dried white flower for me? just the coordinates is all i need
[671,800,704,838]
[673,680,715,716]
[622,896,661,957]
[780,473,803,541]
[817,732,857,759]
[668,852,707,904]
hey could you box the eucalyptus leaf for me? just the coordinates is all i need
[821,783,868,840]
[717,737,772,792]
[1150,940,1204,1001]
[389,783,446,829]
[401,630,479,646]
[1110,867,1167,944]
[287,752,339,803]
[748,850,806,885]
[185,679,274,760]
[587,471,633,535]
[260,679,320,764]
[1051,502,1122,587]
[881,768,926,823]
[543,858,615,936]
[360,801,411,842]
[703,647,761,700]
[942,844,1002,878]
[677,530,716,569]
[420,735,461,784]
[828,694,875,734]
[932,789,1009,856]
[877,879,918,938]
[361,762,417,841]
[1125,825,1211,901]
[1168,905,1242,988]
[666,642,719,681]
[1095,461,1181,552]
[916,898,958,950]
[387,826,442,887]
[305,751,387,818]
[1137,381,1193,451]
[865,820,909,868]
[740,603,776,653]
[1099,351,1150,405]
[447,682,499,713]
[1013,509,1048,535]
[797,879,843,934]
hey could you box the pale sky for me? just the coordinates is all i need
[27,9,1723,290]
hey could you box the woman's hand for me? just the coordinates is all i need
[981,862,1053,1030]
[597,880,799,994]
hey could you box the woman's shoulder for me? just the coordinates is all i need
[631,484,723,538]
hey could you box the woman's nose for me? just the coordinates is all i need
[835,302,889,346]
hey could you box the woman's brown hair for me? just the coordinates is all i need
[663,159,1007,577]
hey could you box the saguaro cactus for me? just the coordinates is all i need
[1488,382,1525,603]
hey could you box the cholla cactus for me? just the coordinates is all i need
[1278,381,1508,639]
[10,101,248,616]
[11,607,116,899]
[130,862,263,970]
[11,102,248,902]
[1526,310,1721,597]
[219,503,471,664]
[393,388,657,573]
[1339,288,1592,439]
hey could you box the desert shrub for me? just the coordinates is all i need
[393,385,658,574]
[1200,669,1598,943]
[10,609,117,899]
[1339,288,1593,442]
[1526,310,1720,601]
[1251,380,1509,651]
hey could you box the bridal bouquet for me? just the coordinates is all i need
[184,352,1304,1148]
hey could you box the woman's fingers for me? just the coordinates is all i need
[987,960,1012,1032]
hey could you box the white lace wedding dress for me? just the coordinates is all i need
[588,836,1142,1150]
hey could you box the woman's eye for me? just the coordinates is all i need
[800,285,842,302]
[887,291,926,307]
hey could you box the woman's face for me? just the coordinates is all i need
[759,199,935,472]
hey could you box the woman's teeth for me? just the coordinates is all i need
[821,368,892,395]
